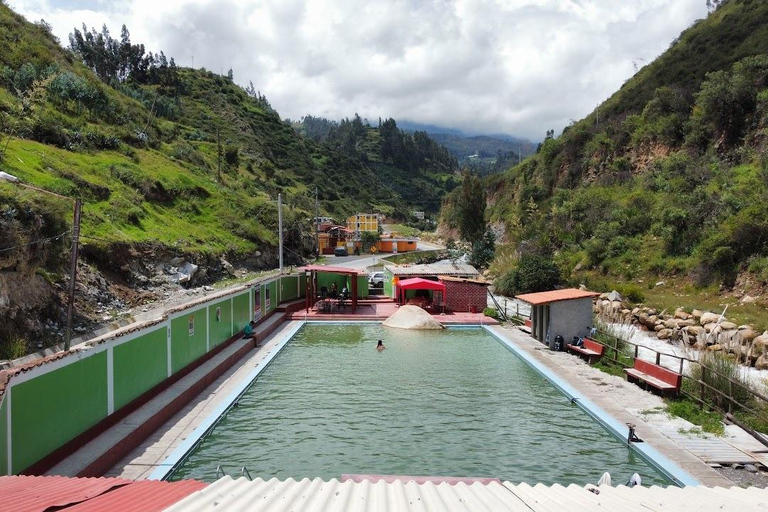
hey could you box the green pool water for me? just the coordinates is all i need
[169,324,671,485]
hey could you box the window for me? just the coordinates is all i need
[216,307,221,322]
[188,315,195,336]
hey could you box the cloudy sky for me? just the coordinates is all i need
[9,0,709,140]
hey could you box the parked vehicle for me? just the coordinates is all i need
[369,271,385,288]
[334,246,348,257]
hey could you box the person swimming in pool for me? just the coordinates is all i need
[376,339,386,351]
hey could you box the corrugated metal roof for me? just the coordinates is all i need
[0,475,131,512]
[163,476,768,512]
[515,288,600,305]
[386,262,479,277]
[298,264,366,275]
[67,479,206,511]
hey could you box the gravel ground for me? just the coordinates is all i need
[716,465,768,488]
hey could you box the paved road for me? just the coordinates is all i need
[326,240,444,270]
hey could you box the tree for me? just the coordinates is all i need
[455,170,486,243]
[360,230,379,253]
[469,229,495,268]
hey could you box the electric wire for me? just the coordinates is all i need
[0,230,70,253]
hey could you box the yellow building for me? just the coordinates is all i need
[346,213,380,235]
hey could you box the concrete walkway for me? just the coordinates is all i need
[45,317,299,479]
[101,320,301,480]
[488,324,733,486]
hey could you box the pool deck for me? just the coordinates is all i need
[46,318,740,486]
[487,324,733,487]
[287,300,499,325]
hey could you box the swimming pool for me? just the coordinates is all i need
[167,324,671,485]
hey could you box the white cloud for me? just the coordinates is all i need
[8,0,708,140]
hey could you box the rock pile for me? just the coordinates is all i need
[594,292,767,369]
[382,305,445,330]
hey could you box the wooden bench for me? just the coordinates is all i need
[567,337,604,364]
[624,359,682,396]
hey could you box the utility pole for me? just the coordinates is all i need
[65,199,82,351]
[278,193,284,273]
[596,105,600,130]
[314,187,320,261]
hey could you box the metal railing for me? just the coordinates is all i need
[591,328,768,446]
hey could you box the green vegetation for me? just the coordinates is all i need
[494,254,562,296]
[441,0,768,302]
[665,397,725,435]
[482,307,499,320]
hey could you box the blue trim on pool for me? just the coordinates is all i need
[148,321,306,481]
[483,325,699,487]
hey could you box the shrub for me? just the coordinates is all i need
[612,284,645,304]
[690,352,751,411]
[483,307,499,319]
[494,254,561,296]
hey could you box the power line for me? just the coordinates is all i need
[0,231,70,254]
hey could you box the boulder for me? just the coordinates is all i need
[720,321,738,330]
[691,309,704,320]
[611,300,623,311]
[657,329,672,340]
[707,344,722,352]
[654,324,665,332]
[694,339,708,350]
[674,309,691,320]
[738,327,758,342]
[704,323,721,334]
[607,290,624,302]
[747,333,768,363]
[741,295,757,304]
[684,325,705,337]
[663,318,680,329]
[756,353,768,371]
[383,305,445,330]
[699,312,721,325]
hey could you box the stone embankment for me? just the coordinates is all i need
[595,292,767,369]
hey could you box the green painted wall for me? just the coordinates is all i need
[384,269,394,296]
[11,352,108,473]
[299,274,307,298]
[113,328,168,410]
[280,275,299,301]
[208,298,233,348]
[357,276,369,297]
[171,308,208,374]
[262,280,278,315]
[0,399,7,475]
[317,272,347,294]
[232,291,250,331]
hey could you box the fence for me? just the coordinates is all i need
[592,327,768,445]
[488,294,531,325]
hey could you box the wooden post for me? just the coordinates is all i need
[700,366,706,409]
[613,336,618,364]
[634,344,638,360]
[655,351,661,365]
[728,380,733,414]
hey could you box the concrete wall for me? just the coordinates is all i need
[548,298,594,346]
[0,273,302,475]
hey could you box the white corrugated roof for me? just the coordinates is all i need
[386,262,479,277]
[163,476,768,511]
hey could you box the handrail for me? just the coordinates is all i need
[241,466,253,480]
[592,327,768,447]
[487,290,509,322]
[216,464,225,479]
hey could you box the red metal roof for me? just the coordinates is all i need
[67,479,207,511]
[0,475,206,512]
[397,277,446,291]
[0,475,131,512]
[515,288,600,306]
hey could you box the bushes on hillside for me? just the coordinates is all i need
[494,254,561,296]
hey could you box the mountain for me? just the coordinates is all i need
[440,0,768,302]
[0,5,452,351]
[395,120,535,174]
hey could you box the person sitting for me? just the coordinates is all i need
[341,286,349,300]
[376,339,386,351]
[243,321,256,340]
[330,283,338,298]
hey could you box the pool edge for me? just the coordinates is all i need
[147,320,306,481]
[483,324,699,487]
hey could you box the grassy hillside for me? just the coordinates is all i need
[441,0,768,312]
[0,4,451,349]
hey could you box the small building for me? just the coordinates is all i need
[515,288,600,350]
[439,276,490,313]
[412,211,425,220]
[347,213,380,236]
[375,238,417,254]
[383,262,479,298]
